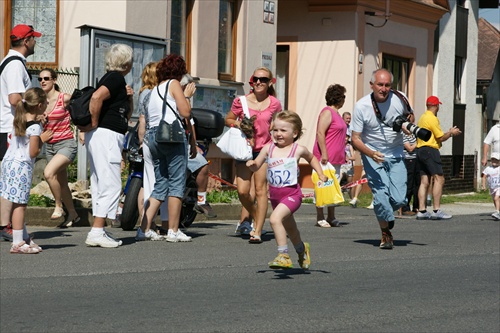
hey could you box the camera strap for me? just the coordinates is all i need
[370,89,413,125]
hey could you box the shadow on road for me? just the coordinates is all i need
[257,268,330,279]
[354,239,428,247]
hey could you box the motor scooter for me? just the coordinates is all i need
[119,108,224,231]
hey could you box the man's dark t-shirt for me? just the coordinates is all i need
[97,71,129,134]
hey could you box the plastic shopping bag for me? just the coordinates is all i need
[216,127,253,161]
[311,162,344,207]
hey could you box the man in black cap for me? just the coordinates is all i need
[0,24,42,241]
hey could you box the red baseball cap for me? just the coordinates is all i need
[10,24,42,41]
[426,96,442,106]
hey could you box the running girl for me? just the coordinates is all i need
[246,110,328,269]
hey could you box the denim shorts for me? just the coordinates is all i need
[145,128,187,200]
[45,138,77,163]
[188,151,208,173]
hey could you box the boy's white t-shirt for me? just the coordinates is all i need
[482,165,500,194]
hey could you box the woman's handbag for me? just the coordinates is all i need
[155,81,186,144]
[216,96,253,161]
[312,162,344,207]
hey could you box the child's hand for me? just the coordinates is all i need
[40,130,53,143]
[246,160,257,172]
[319,174,328,183]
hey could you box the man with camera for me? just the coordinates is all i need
[351,69,416,250]
[415,96,462,220]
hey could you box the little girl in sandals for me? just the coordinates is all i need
[0,87,53,254]
[246,110,327,270]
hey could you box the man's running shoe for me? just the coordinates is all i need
[379,232,393,250]
[416,211,431,220]
[431,209,452,220]
[492,212,500,220]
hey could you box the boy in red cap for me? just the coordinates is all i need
[0,24,42,241]
[415,96,462,220]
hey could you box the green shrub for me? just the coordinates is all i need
[28,194,54,207]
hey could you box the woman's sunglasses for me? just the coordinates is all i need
[252,76,270,84]
[38,77,52,82]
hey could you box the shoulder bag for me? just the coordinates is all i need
[156,80,186,144]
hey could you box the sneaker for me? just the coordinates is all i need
[298,242,311,270]
[366,202,374,209]
[416,211,432,220]
[194,203,217,218]
[86,231,122,248]
[268,253,294,269]
[10,241,40,254]
[431,209,452,220]
[491,212,500,220]
[1,223,13,242]
[236,220,253,236]
[136,228,164,241]
[328,219,342,227]
[104,230,123,245]
[379,232,393,249]
[165,229,192,242]
[349,198,358,208]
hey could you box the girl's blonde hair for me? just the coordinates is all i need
[273,110,303,141]
[139,62,158,93]
[14,87,46,137]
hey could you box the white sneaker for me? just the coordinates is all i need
[491,212,500,220]
[366,202,374,209]
[136,228,164,241]
[431,209,452,220]
[349,198,358,208]
[165,229,192,243]
[86,231,122,248]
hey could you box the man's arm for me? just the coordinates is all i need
[482,143,490,167]
[351,130,384,164]
[436,126,461,144]
[8,93,23,108]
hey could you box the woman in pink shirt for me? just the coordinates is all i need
[225,67,282,243]
[40,68,80,227]
[313,84,347,228]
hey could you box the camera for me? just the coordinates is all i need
[392,115,431,141]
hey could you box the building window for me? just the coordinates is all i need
[170,0,191,60]
[218,0,237,81]
[10,0,58,64]
[454,56,464,103]
[383,55,409,94]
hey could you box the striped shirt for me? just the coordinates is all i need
[45,93,74,144]
[403,133,417,159]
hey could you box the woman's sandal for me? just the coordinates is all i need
[57,216,80,228]
[316,220,331,228]
[249,234,262,243]
[50,207,66,220]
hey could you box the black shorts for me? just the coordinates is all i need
[417,146,443,176]
[0,133,8,161]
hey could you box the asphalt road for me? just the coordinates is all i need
[1,204,499,333]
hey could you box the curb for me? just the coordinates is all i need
[25,203,272,228]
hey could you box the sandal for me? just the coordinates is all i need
[316,220,331,228]
[249,234,262,244]
[57,216,80,229]
[51,207,66,220]
[10,241,40,254]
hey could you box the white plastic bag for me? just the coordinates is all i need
[216,127,253,161]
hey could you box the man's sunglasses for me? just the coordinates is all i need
[252,76,270,84]
[38,76,52,82]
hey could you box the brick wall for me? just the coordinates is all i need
[441,154,476,193]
